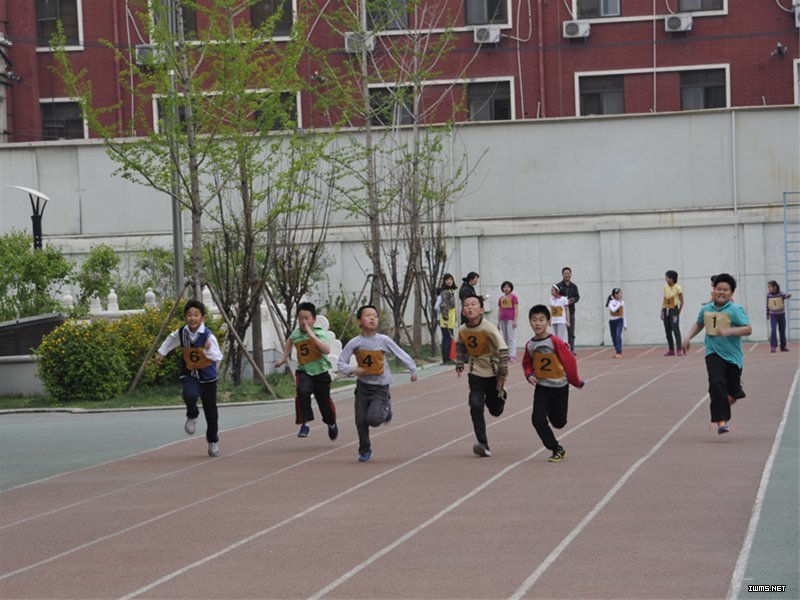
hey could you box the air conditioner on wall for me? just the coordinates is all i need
[134,44,163,65]
[665,14,693,32]
[473,25,501,44]
[562,20,590,39]
[344,32,375,54]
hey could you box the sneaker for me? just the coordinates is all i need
[664,350,675,356]
[717,422,731,435]
[781,347,790,352]
[184,418,197,436]
[731,387,746,401]
[297,424,310,438]
[771,347,777,353]
[472,443,492,457]
[548,446,567,462]
[384,403,393,424]
[327,423,339,441]
[358,449,372,462]
[612,353,621,359]
[208,442,220,457]
[499,387,508,402]
[676,349,685,356]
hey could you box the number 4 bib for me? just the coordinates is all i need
[355,349,385,375]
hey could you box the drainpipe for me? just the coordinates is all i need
[537,0,545,117]
[111,0,123,133]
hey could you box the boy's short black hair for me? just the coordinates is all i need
[529,304,551,320]
[297,301,317,318]
[713,272,737,293]
[501,281,514,292]
[463,294,484,308]
[356,304,379,320]
[561,267,572,275]
[665,270,679,282]
[184,299,206,316]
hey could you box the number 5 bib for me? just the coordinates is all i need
[295,339,323,365]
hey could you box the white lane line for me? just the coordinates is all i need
[308,369,677,599]
[509,391,709,600]
[727,367,799,600]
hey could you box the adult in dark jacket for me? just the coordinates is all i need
[557,267,580,352]
[459,272,480,325]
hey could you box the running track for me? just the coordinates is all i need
[0,344,797,599]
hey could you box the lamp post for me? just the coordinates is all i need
[6,185,51,249]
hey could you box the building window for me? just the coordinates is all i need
[151,0,197,40]
[579,75,624,115]
[680,69,726,110]
[36,0,80,46]
[678,0,723,11]
[369,88,414,126]
[368,0,409,31]
[41,101,84,140]
[577,0,621,18]
[156,92,297,133]
[251,0,293,36]
[467,81,511,121]
[253,92,298,130]
[465,0,508,25]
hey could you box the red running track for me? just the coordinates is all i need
[0,343,796,599]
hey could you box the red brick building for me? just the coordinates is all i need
[1,0,798,143]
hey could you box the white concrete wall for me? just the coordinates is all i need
[1,106,798,349]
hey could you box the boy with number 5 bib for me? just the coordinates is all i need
[156,299,224,457]
[682,273,751,435]
[338,305,417,463]
[522,305,584,462]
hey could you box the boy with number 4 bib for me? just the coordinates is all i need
[338,305,417,463]
[682,273,751,435]
[156,300,223,457]
[275,302,338,441]
[522,305,584,462]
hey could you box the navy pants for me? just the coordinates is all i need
[609,318,624,354]
[532,384,569,451]
[182,377,218,443]
[769,314,787,350]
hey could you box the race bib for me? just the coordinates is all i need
[459,330,492,356]
[533,352,565,380]
[703,311,731,336]
[611,306,624,318]
[551,305,564,318]
[295,339,323,365]
[500,296,514,309]
[183,347,212,370]
[663,296,676,309]
[768,297,784,312]
[355,349,384,375]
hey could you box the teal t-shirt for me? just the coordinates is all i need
[695,301,750,368]
[289,326,332,376]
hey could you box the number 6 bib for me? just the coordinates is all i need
[183,347,212,370]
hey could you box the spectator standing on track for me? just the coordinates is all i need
[456,294,508,458]
[661,270,685,356]
[557,267,580,352]
[155,299,223,457]
[549,284,570,343]
[497,280,519,362]
[682,273,751,435]
[606,287,627,358]
[459,271,480,324]
[437,273,458,365]
[338,305,418,463]
[523,305,584,462]
[275,302,338,441]
[766,280,792,353]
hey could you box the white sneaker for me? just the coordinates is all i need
[184,418,197,435]
[207,442,219,457]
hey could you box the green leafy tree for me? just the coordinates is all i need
[74,244,120,310]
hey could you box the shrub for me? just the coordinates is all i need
[321,291,364,346]
[36,320,129,403]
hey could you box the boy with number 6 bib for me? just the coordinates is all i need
[522,305,584,462]
[338,305,417,463]
[156,299,223,457]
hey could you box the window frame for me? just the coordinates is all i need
[576,0,621,19]
[678,0,724,12]
[368,86,415,127]
[464,0,511,26]
[250,0,294,37]
[578,74,625,116]
[679,68,727,111]
[39,98,87,141]
[466,78,514,122]
[35,0,84,51]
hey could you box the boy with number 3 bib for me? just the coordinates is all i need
[156,299,224,457]
[338,305,417,463]
[682,273,751,435]
[522,305,584,462]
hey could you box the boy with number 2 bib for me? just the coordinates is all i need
[338,305,417,463]
[156,299,223,457]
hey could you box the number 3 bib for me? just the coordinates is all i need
[459,330,492,356]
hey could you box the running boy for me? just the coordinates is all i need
[456,294,508,458]
[275,302,338,440]
[522,305,584,462]
[337,305,417,462]
[156,299,224,457]
[682,273,751,435]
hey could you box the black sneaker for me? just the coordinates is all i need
[548,446,567,462]
[472,442,492,457]
[297,424,310,438]
[327,423,339,441]
[384,402,393,424]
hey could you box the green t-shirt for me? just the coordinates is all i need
[289,326,332,376]
[695,301,750,368]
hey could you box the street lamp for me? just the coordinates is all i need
[5,185,51,249]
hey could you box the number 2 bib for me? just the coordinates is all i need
[533,352,565,380]
[355,349,384,375]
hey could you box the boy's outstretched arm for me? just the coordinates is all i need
[682,321,704,353]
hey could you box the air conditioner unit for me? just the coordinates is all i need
[473,25,501,44]
[562,20,590,39]
[344,32,375,54]
[134,44,163,66]
[665,14,693,32]
[795,7,800,28]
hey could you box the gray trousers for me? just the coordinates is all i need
[354,381,390,455]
